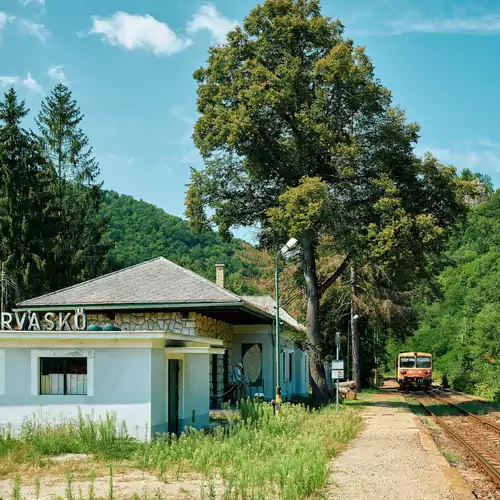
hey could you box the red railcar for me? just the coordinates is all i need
[396,352,432,390]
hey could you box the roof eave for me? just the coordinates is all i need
[13,301,244,312]
[15,300,305,332]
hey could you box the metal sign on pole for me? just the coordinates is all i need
[331,360,345,380]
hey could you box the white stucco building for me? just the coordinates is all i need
[0,257,309,439]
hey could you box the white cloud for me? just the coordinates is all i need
[478,138,500,148]
[106,153,136,166]
[48,65,66,84]
[0,76,19,88]
[18,18,50,41]
[0,72,44,94]
[186,4,238,45]
[22,72,43,94]
[0,12,15,38]
[89,11,192,56]
[417,142,500,175]
[20,0,45,6]
[387,14,500,35]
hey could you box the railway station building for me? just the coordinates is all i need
[0,257,309,439]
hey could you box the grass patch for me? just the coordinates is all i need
[403,396,427,416]
[0,401,362,499]
[442,450,461,466]
[453,398,500,415]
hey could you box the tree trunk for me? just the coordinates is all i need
[351,266,361,391]
[303,231,328,402]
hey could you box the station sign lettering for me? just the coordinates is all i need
[0,309,87,331]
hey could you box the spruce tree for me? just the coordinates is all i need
[36,84,109,289]
[0,89,52,304]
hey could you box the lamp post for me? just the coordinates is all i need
[275,237,298,410]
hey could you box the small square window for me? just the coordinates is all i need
[40,357,88,395]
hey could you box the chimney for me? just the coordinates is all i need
[215,264,225,288]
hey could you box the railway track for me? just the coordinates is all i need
[431,390,500,433]
[412,391,500,487]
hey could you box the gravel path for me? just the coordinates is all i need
[328,391,472,500]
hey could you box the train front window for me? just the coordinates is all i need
[399,357,415,368]
[416,357,431,368]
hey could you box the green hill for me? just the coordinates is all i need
[101,191,272,296]
[399,191,500,399]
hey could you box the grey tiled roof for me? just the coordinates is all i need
[242,295,305,331]
[17,258,305,332]
[18,257,242,307]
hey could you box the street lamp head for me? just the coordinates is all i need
[353,314,359,320]
[280,237,298,255]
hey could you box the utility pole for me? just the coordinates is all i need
[335,331,340,412]
[346,321,350,381]
[1,262,4,316]
[351,267,360,389]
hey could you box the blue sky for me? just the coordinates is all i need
[2,0,500,242]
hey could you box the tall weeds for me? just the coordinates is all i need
[0,401,361,499]
[6,410,135,459]
[134,400,360,499]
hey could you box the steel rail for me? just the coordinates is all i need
[413,394,500,486]
[430,391,500,435]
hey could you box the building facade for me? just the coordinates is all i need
[0,258,309,439]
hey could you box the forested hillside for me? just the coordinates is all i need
[393,191,500,399]
[101,191,273,296]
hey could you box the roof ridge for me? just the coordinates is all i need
[171,261,242,302]
[17,257,167,306]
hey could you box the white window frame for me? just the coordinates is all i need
[31,349,94,397]
[0,350,5,395]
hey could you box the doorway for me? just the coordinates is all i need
[210,354,218,409]
[168,359,180,434]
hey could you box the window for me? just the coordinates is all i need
[399,356,415,368]
[289,353,293,383]
[40,357,88,395]
[416,357,432,368]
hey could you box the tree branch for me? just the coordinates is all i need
[318,255,350,296]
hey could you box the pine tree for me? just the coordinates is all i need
[0,89,52,303]
[36,84,110,288]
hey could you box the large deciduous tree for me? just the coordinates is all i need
[185,0,467,399]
